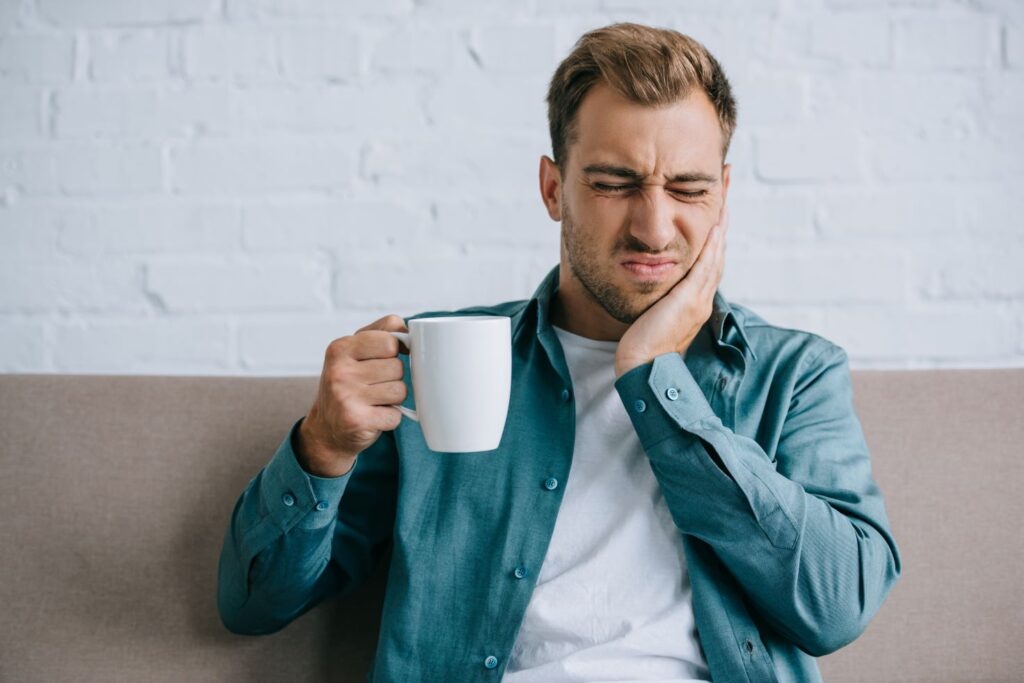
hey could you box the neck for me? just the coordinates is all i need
[550,272,630,342]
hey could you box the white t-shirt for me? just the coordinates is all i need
[503,324,710,682]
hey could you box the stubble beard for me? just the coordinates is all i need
[561,200,666,326]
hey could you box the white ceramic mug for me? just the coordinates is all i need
[389,315,512,452]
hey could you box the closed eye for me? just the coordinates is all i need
[593,183,708,199]
[593,183,633,193]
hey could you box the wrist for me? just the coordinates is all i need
[295,418,357,478]
[615,355,650,379]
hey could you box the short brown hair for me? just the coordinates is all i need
[546,22,737,170]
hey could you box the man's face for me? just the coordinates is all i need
[544,82,730,326]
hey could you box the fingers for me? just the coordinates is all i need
[346,330,404,361]
[358,357,405,384]
[678,205,728,306]
[364,405,404,433]
[357,314,409,334]
[693,215,726,284]
[362,379,409,407]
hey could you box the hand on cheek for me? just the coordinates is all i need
[614,203,729,378]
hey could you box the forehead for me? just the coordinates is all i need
[570,81,723,173]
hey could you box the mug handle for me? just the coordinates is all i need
[388,331,419,423]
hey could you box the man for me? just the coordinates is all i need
[218,22,901,682]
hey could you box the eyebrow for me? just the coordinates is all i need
[582,163,718,184]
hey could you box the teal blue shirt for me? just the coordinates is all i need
[218,264,901,682]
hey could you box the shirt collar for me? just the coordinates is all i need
[515,264,757,363]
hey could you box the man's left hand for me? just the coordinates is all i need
[614,203,729,379]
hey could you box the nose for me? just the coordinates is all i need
[627,185,678,252]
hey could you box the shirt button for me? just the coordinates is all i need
[560,388,571,402]
[281,493,295,507]
[315,500,329,512]
[513,566,528,580]
[543,477,559,491]
[665,387,679,400]
[745,639,755,653]
[484,655,498,669]
[633,399,647,413]
[717,376,730,391]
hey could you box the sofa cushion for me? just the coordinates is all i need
[0,370,1021,681]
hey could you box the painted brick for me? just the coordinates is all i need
[819,304,1017,360]
[279,27,360,82]
[432,200,561,248]
[0,2,26,31]
[0,145,58,195]
[333,254,529,313]
[55,85,233,139]
[470,24,558,73]
[725,191,815,244]
[755,128,863,182]
[170,141,355,194]
[226,0,413,21]
[57,203,242,255]
[0,33,74,81]
[956,183,1024,238]
[54,87,162,138]
[865,130,1021,181]
[1008,20,1023,67]
[426,73,548,130]
[158,85,234,137]
[0,3,1020,373]
[370,25,465,75]
[56,143,163,195]
[809,12,891,66]
[981,71,1024,129]
[809,72,984,135]
[232,84,426,133]
[88,29,173,81]
[54,319,230,372]
[815,189,958,241]
[0,261,145,313]
[362,131,544,199]
[242,200,425,252]
[930,245,1024,299]
[239,315,391,372]
[0,320,46,371]
[0,86,43,139]
[722,248,908,305]
[183,27,278,82]
[35,0,217,26]
[144,258,331,312]
[730,71,806,126]
[894,14,998,69]
[0,204,63,256]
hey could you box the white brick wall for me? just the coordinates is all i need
[1,0,1022,375]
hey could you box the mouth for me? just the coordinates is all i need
[620,259,677,279]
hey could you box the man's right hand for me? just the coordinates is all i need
[295,315,410,478]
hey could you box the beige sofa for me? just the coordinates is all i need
[0,370,1021,682]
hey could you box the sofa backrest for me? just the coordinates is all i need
[0,371,1021,681]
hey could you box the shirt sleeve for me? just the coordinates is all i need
[216,416,398,635]
[613,343,902,657]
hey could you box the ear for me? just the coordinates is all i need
[721,162,731,204]
[538,155,562,222]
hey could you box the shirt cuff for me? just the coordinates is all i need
[614,351,717,447]
[259,417,356,532]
